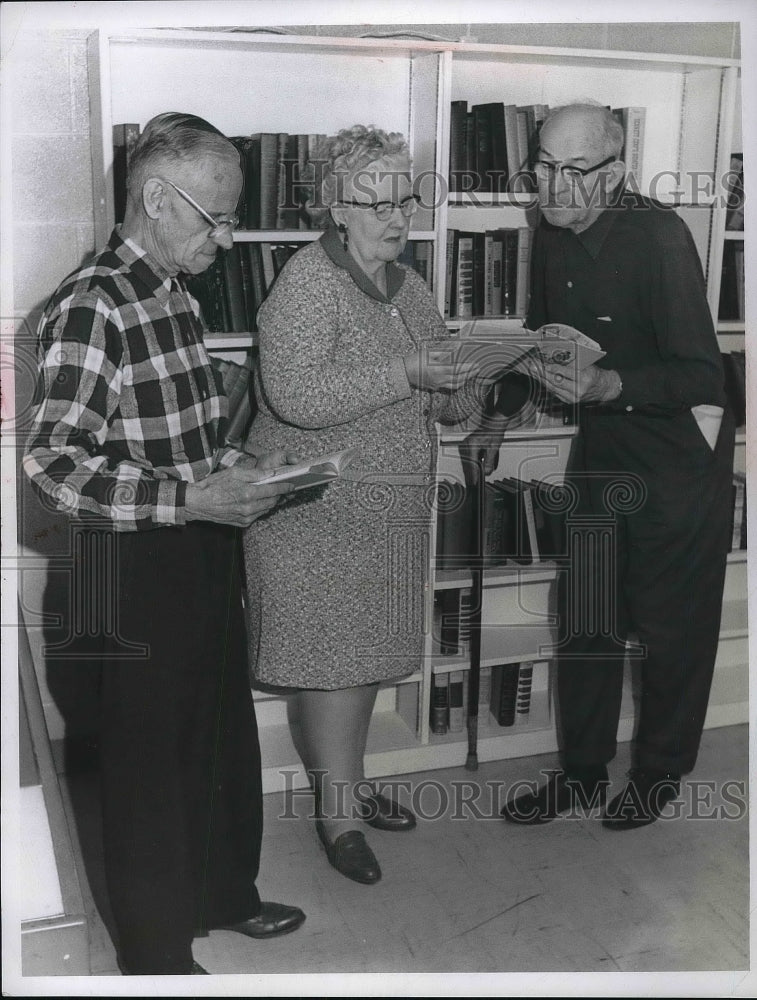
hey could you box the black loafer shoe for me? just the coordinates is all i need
[315,820,382,884]
[357,791,417,832]
[602,768,681,830]
[220,902,306,938]
[501,767,609,824]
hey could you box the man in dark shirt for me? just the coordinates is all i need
[498,102,735,829]
[24,113,306,974]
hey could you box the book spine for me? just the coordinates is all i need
[516,662,533,718]
[484,233,494,317]
[490,236,503,316]
[444,230,456,319]
[430,673,449,734]
[297,134,310,230]
[503,105,520,190]
[448,671,465,732]
[222,244,249,333]
[515,227,532,318]
[464,113,476,192]
[472,104,493,192]
[520,483,540,564]
[260,243,276,291]
[625,107,646,188]
[515,110,530,177]
[456,235,474,319]
[112,123,140,225]
[258,133,280,229]
[449,100,468,194]
[484,483,507,564]
[478,664,492,729]
[490,663,520,726]
[437,589,461,654]
[488,102,508,191]
[472,232,486,317]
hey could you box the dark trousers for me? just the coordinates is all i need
[555,408,735,776]
[98,522,262,974]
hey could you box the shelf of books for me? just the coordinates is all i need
[87,28,746,788]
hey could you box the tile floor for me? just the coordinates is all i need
[59,724,750,991]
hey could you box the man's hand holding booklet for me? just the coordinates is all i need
[429,320,606,380]
[255,446,358,490]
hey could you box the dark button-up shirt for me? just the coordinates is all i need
[527,191,726,415]
[23,229,240,530]
[525,192,729,476]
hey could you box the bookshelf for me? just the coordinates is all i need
[87,28,746,793]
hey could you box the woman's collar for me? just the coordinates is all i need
[320,223,405,303]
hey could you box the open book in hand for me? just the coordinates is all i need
[433,319,605,377]
[255,447,358,490]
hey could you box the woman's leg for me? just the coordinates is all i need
[289,683,379,839]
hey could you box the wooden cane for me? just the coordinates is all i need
[465,451,487,771]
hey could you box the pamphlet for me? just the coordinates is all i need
[437,320,606,376]
[255,447,358,490]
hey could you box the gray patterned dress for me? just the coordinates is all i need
[243,227,486,690]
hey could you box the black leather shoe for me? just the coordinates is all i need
[602,768,681,830]
[501,767,609,824]
[220,902,306,938]
[315,820,382,884]
[191,961,209,974]
[357,791,417,832]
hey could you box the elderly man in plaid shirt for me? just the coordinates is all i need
[23,113,306,976]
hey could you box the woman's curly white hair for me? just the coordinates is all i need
[304,124,410,226]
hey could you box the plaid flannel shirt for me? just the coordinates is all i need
[23,229,243,531]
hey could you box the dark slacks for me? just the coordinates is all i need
[555,407,735,776]
[98,522,262,974]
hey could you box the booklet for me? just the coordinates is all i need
[437,320,606,376]
[255,446,358,490]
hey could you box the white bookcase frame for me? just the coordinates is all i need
[87,28,746,793]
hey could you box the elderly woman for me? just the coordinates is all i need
[242,125,512,884]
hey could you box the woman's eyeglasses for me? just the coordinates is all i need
[338,194,420,222]
[165,179,240,234]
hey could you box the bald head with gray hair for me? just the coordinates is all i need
[538,102,625,163]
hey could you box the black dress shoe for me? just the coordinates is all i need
[602,768,681,830]
[357,791,417,832]
[315,820,382,884]
[191,961,209,974]
[500,767,609,824]
[220,902,306,938]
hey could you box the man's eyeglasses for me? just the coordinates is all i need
[533,154,617,184]
[165,179,240,234]
[338,194,420,222]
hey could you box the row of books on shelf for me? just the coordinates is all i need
[183,239,433,335]
[445,228,531,320]
[731,472,747,553]
[185,242,301,333]
[449,101,645,193]
[114,123,324,230]
[229,132,325,230]
[436,476,569,571]
[429,660,549,734]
